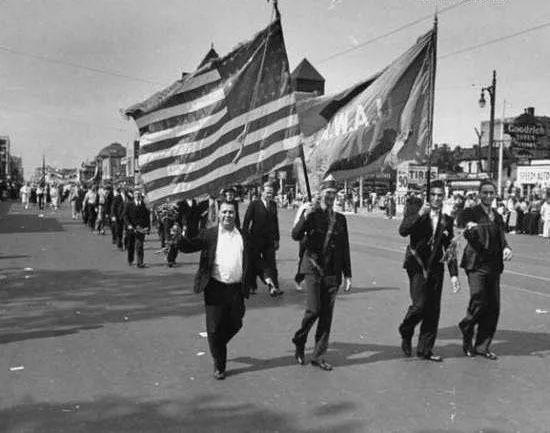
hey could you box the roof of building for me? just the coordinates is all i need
[98,142,126,159]
[197,46,219,69]
[291,58,325,82]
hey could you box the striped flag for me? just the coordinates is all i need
[125,18,300,204]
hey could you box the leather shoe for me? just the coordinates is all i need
[311,359,333,371]
[474,350,498,360]
[463,344,475,358]
[419,353,443,362]
[293,342,305,366]
[401,338,412,357]
[213,370,226,380]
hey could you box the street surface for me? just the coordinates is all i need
[1,201,549,433]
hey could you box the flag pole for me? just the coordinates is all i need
[299,142,312,200]
[270,0,311,200]
[426,14,438,201]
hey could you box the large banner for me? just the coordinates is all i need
[297,27,436,191]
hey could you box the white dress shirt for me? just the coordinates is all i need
[212,225,243,284]
[430,210,440,236]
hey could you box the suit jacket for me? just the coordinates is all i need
[399,198,458,277]
[123,201,151,229]
[177,199,209,238]
[242,199,279,246]
[460,204,509,273]
[292,208,352,286]
[180,226,250,298]
[111,195,125,220]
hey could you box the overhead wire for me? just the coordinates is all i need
[439,20,550,59]
[0,44,164,86]
[317,0,473,64]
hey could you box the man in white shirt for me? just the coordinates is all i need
[180,200,249,380]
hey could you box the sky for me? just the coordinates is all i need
[1,0,549,178]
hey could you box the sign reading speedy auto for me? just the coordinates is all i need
[516,165,550,186]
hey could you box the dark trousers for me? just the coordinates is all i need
[399,268,444,356]
[87,206,97,231]
[250,242,278,290]
[293,274,338,360]
[112,218,123,248]
[459,270,500,352]
[167,243,179,264]
[204,279,245,372]
[126,230,145,265]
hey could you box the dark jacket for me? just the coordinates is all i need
[398,197,458,277]
[291,208,352,286]
[111,194,125,220]
[460,204,509,273]
[177,199,209,238]
[242,199,279,245]
[123,200,151,229]
[180,225,250,298]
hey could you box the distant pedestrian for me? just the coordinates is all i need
[122,189,151,268]
[242,182,282,297]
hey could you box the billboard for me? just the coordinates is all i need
[516,165,550,186]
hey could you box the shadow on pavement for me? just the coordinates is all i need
[1,394,362,433]
[228,325,550,375]
[1,271,378,345]
[0,269,202,345]
[0,254,30,260]
[0,214,64,233]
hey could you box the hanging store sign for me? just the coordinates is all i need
[516,165,550,186]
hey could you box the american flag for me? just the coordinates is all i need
[125,18,300,204]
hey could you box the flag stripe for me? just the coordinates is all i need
[136,88,224,129]
[147,135,301,202]
[139,105,297,172]
[139,94,295,158]
[142,123,301,187]
[140,108,227,150]
[177,68,221,94]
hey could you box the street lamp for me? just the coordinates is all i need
[478,70,497,179]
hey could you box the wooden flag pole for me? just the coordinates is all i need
[299,143,312,200]
[269,0,311,200]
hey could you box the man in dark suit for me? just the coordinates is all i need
[221,187,240,229]
[177,198,209,239]
[123,189,151,268]
[398,180,460,362]
[242,182,282,296]
[180,200,250,380]
[110,186,125,250]
[459,180,512,360]
[291,176,352,371]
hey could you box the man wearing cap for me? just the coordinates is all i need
[242,182,282,296]
[398,179,460,362]
[122,189,151,268]
[291,176,352,371]
[180,200,250,380]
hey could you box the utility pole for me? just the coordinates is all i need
[479,70,497,179]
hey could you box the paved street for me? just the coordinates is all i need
[1,201,549,433]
